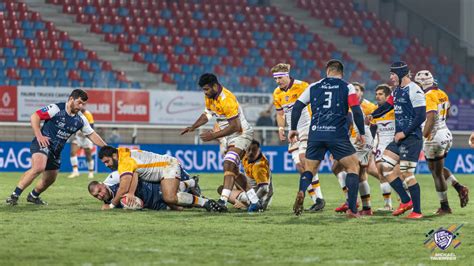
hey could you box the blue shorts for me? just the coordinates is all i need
[385,134,423,162]
[306,139,356,161]
[30,139,61,171]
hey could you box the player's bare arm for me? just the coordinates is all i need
[30,112,50,148]
[200,117,241,142]
[423,112,436,140]
[276,110,286,141]
[87,131,107,147]
[103,173,133,210]
[125,172,139,206]
[181,113,209,135]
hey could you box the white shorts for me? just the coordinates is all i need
[72,134,93,149]
[374,141,391,162]
[226,131,254,152]
[423,128,452,160]
[351,137,374,166]
[140,158,182,182]
[289,140,307,165]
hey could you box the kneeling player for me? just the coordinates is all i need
[217,140,273,211]
[98,146,217,211]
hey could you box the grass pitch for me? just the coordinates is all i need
[0,172,472,265]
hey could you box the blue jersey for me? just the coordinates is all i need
[389,82,426,138]
[106,181,167,211]
[298,78,359,141]
[34,102,94,156]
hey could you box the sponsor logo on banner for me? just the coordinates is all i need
[85,90,113,121]
[17,86,73,121]
[115,91,149,122]
[149,91,204,124]
[0,86,17,121]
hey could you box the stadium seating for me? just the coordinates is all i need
[0,0,138,88]
[298,0,472,100]
[48,0,382,92]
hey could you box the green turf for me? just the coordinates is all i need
[0,172,472,265]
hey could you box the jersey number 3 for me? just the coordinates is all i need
[323,91,332,108]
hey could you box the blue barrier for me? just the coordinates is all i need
[1,141,474,174]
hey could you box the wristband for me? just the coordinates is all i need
[278,127,285,131]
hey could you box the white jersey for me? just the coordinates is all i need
[117,148,180,182]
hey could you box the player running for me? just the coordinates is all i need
[181,73,262,212]
[290,59,366,217]
[371,61,426,219]
[271,63,325,211]
[68,107,96,179]
[6,89,107,206]
[415,70,469,214]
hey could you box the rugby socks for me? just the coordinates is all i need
[30,189,41,198]
[70,156,79,173]
[246,188,259,204]
[337,171,348,200]
[307,188,317,203]
[380,182,392,206]
[312,174,324,199]
[88,160,94,172]
[298,171,313,194]
[389,177,411,204]
[447,174,465,193]
[359,181,371,210]
[220,188,231,203]
[345,173,359,213]
[408,183,421,213]
[437,190,450,209]
[13,187,23,196]
[177,192,208,207]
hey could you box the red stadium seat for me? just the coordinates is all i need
[18,58,29,68]
[7,68,20,80]
[102,61,112,71]
[29,58,42,68]
[147,63,159,73]
[68,70,82,81]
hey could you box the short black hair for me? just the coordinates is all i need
[69,89,88,101]
[198,73,219,87]
[375,84,391,97]
[352,82,365,92]
[98,145,118,159]
[326,59,344,74]
[88,181,100,193]
[250,139,260,147]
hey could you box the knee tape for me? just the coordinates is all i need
[400,161,417,173]
[224,151,241,166]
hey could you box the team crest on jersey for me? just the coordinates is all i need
[285,96,290,102]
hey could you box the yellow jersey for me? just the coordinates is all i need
[82,110,94,124]
[204,86,252,136]
[425,87,449,133]
[350,99,378,138]
[117,147,178,182]
[273,79,311,131]
[242,153,271,185]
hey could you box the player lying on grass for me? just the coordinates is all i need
[98,146,218,211]
[88,170,202,211]
[217,140,273,211]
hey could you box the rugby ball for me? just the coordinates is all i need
[120,195,144,210]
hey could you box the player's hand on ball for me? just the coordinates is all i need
[233,200,247,209]
[36,134,50,148]
[288,130,299,144]
[394,132,406,142]
[199,130,215,142]
[180,126,194,135]
[356,134,365,146]
[101,204,111,210]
